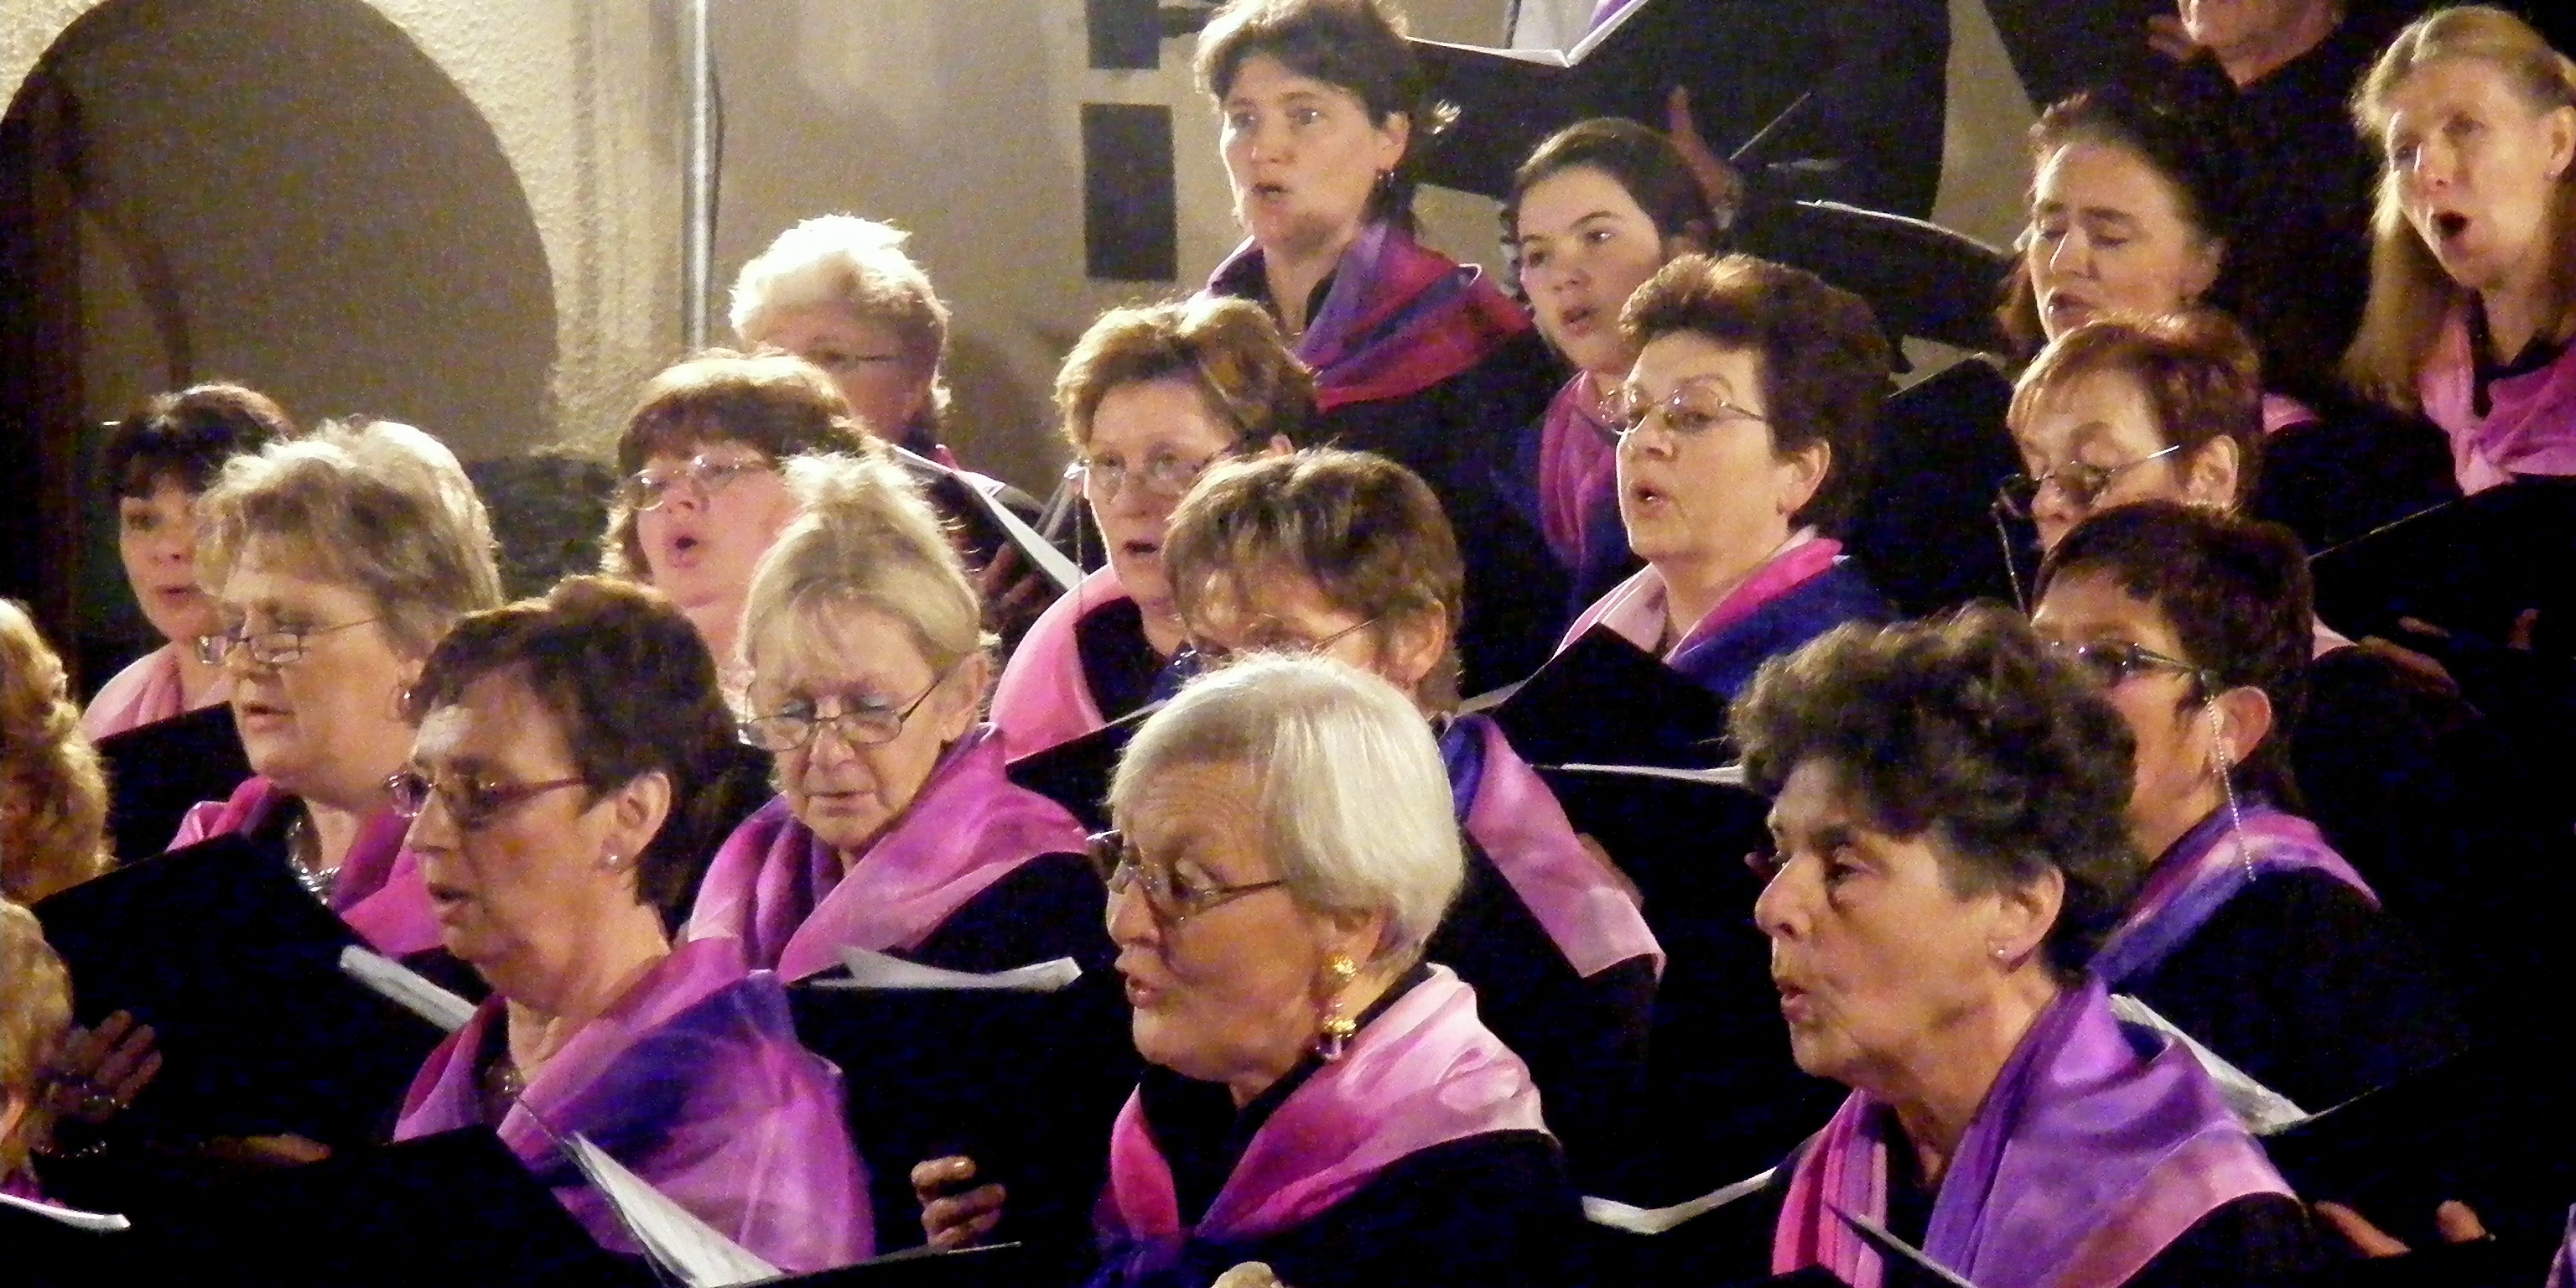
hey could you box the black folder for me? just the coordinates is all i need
[94,703,254,861]
[2309,477,2576,660]
[1489,625,1732,770]
[138,1126,643,1288]
[1004,705,1156,834]
[31,835,449,1147]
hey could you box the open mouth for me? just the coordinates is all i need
[1558,302,1599,331]
[426,881,470,910]
[2433,210,2470,242]
[1628,480,1670,509]
[1251,181,1289,201]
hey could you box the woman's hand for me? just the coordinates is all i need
[2314,1199,2489,1257]
[1213,1263,1287,1288]
[1664,87,1742,228]
[914,1156,1006,1249]
[201,1135,335,1168]
[44,1010,162,1126]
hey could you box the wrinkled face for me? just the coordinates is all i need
[2381,56,2576,299]
[2179,0,2331,65]
[214,545,417,807]
[1108,759,1331,1088]
[2012,369,2199,553]
[1220,55,1409,257]
[2031,572,2214,853]
[631,440,801,643]
[1083,378,1241,617]
[746,303,932,441]
[120,480,218,647]
[2026,141,2221,341]
[407,670,630,987]
[1515,165,1675,377]
[748,600,981,859]
[1616,332,1815,574]
[1754,761,2024,1092]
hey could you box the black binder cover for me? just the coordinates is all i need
[2309,477,2576,660]
[95,703,254,861]
[32,835,448,1146]
[1489,625,1731,770]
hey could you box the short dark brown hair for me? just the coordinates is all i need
[1622,253,1891,531]
[2010,310,2266,508]
[1055,296,1317,453]
[104,382,295,500]
[1732,604,2142,980]
[2035,501,2313,807]
[1195,0,1442,226]
[403,576,747,913]
[604,350,875,581]
[1505,117,1717,270]
[1164,449,1465,708]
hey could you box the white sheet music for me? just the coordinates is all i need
[0,1188,131,1232]
[888,444,1083,595]
[565,1134,780,1288]
[340,945,475,1033]
[812,948,1083,993]
[1543,761,1748,787]
[1581,1166,1774,1234]
[1424,0,1647,67]
[2110,994,2310,1135]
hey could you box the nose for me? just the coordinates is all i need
[1105,879,1159,946]
[402,782,460,856]
[2030,477,2084,542]
[2048,229,2090,278]
[1751,860,1802,942]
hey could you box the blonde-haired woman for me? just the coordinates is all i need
[687,453,1118,1255]
[0,604,111,903]
[2346,5,2576,491]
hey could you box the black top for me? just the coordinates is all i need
[1072,596,1167,729]
[94,703,254,861]
[1426,836,1656,1192]
[2250,396,2460,553]
[1841,358,2023,616]
[2124,868,2470,1111]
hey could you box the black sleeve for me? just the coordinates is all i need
[2130,870,2471,1109]
[1255,1131,1587,1288]
[2117,1193,2319,1288]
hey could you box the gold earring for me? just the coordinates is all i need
[1316,953,1359,1062]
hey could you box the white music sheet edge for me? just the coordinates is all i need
[566,1134,781,1288]
[1582,1166,1775,1234]
[814,947,1083,993]
[340,944,475,1033]
[0,1187,131,1232]
[2108,994,2311,1135]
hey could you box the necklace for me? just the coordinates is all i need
[283,812,342,902]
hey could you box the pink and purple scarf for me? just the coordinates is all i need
[991,565,1131,760]
[1773,977,2293,1288]
[1443,714,1661,979]
[2090,803,2375,990]
[169,776,439,957]
[2419,304,2576,493]
[1560,532,1888,698]
[686,725,1090,981]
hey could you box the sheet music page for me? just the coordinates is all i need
[0,1188,132,1233]
[887,444,1083,594]
[565,1134,781,1288]
[813,948,1083,993]
[2109,994,2310,1135]
[1543,761,1748,787]
[1582,1166,1775,1234]
[340,945,476,1032]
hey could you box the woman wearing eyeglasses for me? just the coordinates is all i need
[923,655,1584,1288]
[392,575,868,1272]
[601,350,871,699]
[2029,501,2467,1113]
[1157,449,1659,1192]
[1555,253,1893,700]
[990,298,1309,758]
[686,454,1123,1256]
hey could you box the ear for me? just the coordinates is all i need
[937,652,995,742]
[2182,436,2242,511]
[1775,439,1832,519]
[2547,105,2576,182]
[1372,112,1411,173]
[2210,683,2275,770]
[2181,235,2227,304]
[1990,865,2065,967]
[1314,905,1394,977]
[1662,226,1711,260]
[1374,610,1452,701]
[603,768,675,870]
[1262,434,1296,458]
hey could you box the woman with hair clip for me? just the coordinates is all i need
[991,298,1308,758]
[2029,501,2468,1112]
[1195,0,1569,693]
[1506,117,1719,612]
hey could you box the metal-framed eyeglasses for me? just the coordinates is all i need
[1087,829,1286,927]
[385,767,590,832]
[1171,615,1380,679]
[1072,446,1238,503]
[736,672,951,754]
[617,453,779,512]
[1608,381,1773,440]
[1995,443,2184,519]
[2045,638,2210,691]
[194,617,381,668]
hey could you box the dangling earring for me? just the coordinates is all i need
[1316,953,1359,1062]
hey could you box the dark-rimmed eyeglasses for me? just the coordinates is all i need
[1171,615,1380,679]
[194,617,381,668]
[617,454,778,512]
[1086,829,1285,927]
[386,768,589,832]
[1609,381,1772,440]
[1995,443,2183,519]
[1072,447,1237,503]
[736,671,951,754]
[2046,638,2207,690]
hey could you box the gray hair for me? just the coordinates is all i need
[195,418,503,658]
[740,452,987,689]
[1109,653,1462,963]
[729,215,952,429]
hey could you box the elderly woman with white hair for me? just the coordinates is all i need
[922,656,1583,1288]
[730,216,1052,642]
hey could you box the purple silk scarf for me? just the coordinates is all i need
[393,936,872,1273]
[1207,222,1530,412]
[687,726,1090,981]
[1559,532,1889,697]
[2548,1207,2574,1288]
[2420,304,2576,492]
[2090,804,2376,990]
[169,775,439,956]
[1535,375,1621,570]
[1442,714,1662,979]
[1773,978,2293,1288]
[1095,965,1546,1273]
[992,565,1130,759]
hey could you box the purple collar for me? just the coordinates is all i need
[2091,803,2376,988]
[1442,714,1662,979]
